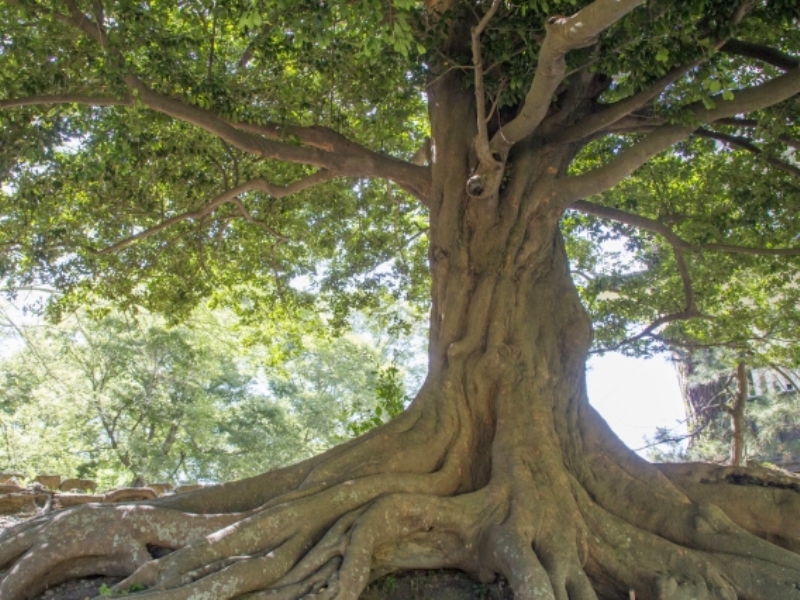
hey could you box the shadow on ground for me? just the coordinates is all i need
[33,570,514,599]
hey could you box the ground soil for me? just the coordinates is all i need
[361,570,515,599]
[31,571,514,600]
[34,577,122,600]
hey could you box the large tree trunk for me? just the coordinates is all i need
[3,79,800,600]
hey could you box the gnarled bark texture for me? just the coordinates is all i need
[3,73,800,600]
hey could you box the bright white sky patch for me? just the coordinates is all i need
[586,352,686,455]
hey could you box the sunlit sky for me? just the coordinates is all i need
[587,352,686,454]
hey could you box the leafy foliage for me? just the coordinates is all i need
[0,1,799,453]
[0,0,430,323]
[0,300,419,488]
[648,347,800,466]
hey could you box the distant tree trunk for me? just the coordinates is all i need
[673,349,730,441]
[730,361,748,467]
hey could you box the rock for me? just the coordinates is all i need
[0,483,25,494]
[34,475,61,490]
[146,483,174,495]
[175,484,204,494]
[0,492,42,515]
[0,473,24,484]
[59,478,97,493]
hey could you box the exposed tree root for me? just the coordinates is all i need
[5,264,800,600]
[657,462,800,552]
[59,487,160,506]
[5,374,800,599]
[5,400,800,599]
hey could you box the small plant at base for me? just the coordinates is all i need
[98,582,147,596]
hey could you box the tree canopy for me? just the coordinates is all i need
[3,2,800,599]
[1,0,799,356]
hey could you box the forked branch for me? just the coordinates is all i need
[86,172,335,255]
[1,1,431,203]
[572,197,800,351]
[551,60,702,144]
[598,310,706,352]
[470,0,502,165]
[554,29,798,144]
[123,76,430,201]
[467,0,645,200]
[571,199,800,258]
[465,0,504,200]
[571,200,702,342]
[558,67,800,204]
[489,0,645,154]
[720,39,799,71]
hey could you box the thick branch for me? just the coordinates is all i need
[713,118,800,151]
[2,1,431,202]
[124,77,430,201]
[697,243,800,257]
[720,39,800,72]
[228,121,362,154]
[558,67,800,203]
[552,60,701,144]
[715,117,759,128]
[471,0,502,164]
[87,172,334,255]
[571,199,800,258]
[696,128,800,178]
[490,0,645,153]
[62,0,109,46]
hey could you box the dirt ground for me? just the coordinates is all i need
[34,577,122,600]
[29,570,514,599]
[361,570,515,599]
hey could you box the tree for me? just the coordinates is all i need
[0,305,312,487]
[0,301,415,487]
[1,1,800,598]
[653,347,800,469]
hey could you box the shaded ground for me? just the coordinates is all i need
[35,577,121,600]
[362,570,514,599]
[31,570,514,599]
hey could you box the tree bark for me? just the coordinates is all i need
[731,362,748,467]
[3,73,800,600]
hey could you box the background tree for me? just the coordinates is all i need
[0,306,305,486]
[0,301,417,488]
[650,347,800,470]
[2,1,800,599]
